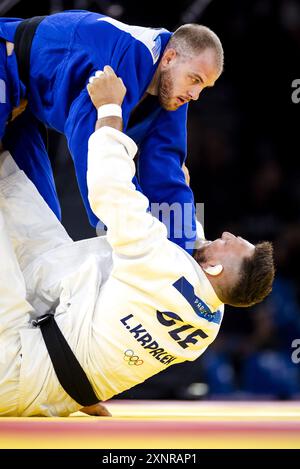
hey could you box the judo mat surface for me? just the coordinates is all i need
[0,400,300,449]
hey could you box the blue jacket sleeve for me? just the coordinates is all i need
[64,85,145,228]
[64,88,99,227]
[137,103,197,254]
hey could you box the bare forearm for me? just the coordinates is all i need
[95,116,123,132]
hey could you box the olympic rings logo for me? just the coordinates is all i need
[124,349,144,366]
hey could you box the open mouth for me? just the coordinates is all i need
[177,97,186,104]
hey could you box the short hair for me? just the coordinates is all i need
[167,24,224,74]
[223,242,275,307]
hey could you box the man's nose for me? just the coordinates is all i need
[188,87,201,101]
[222,231,236,240]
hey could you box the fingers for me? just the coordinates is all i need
[86,82,93,97]
[80,402,112,416]
[95,404,112,416]
[89,70,104,84]
[182,163,190,186]
[103,65,115,75]
[87,65,127,107]
[88,66,116,84]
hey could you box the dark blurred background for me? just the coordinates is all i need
[3,0,300,400]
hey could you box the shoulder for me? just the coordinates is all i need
[97,17,171,64]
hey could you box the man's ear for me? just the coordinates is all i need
[202,264,223,276]
[161,48,177,66]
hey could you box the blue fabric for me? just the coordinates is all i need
[0,40,14,138]
[3,108,61,219]
[173,276,223,324]
[0,11,197,253]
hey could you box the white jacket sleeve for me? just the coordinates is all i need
[87,126,168,258]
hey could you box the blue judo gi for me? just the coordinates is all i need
[0,10,197,253]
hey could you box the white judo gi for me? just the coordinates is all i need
[0,127,224,416]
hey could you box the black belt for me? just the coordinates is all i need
[14,16,46,87]
[33,313,99,407]
[13,16,48,152]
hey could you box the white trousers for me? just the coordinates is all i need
[0,151,71,415]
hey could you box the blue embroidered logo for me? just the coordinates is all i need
[152,35,161,63]
[173,277,222,325]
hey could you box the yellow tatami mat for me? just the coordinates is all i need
[1,400,300,449]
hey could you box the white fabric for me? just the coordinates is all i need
[0,129,224,416]
[97,17,167,64]
[97,104,122,120]
[0,206,31,416]
[194,219,206,248]
[0,153,112,416]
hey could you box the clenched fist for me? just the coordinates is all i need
[87,65,126,109]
